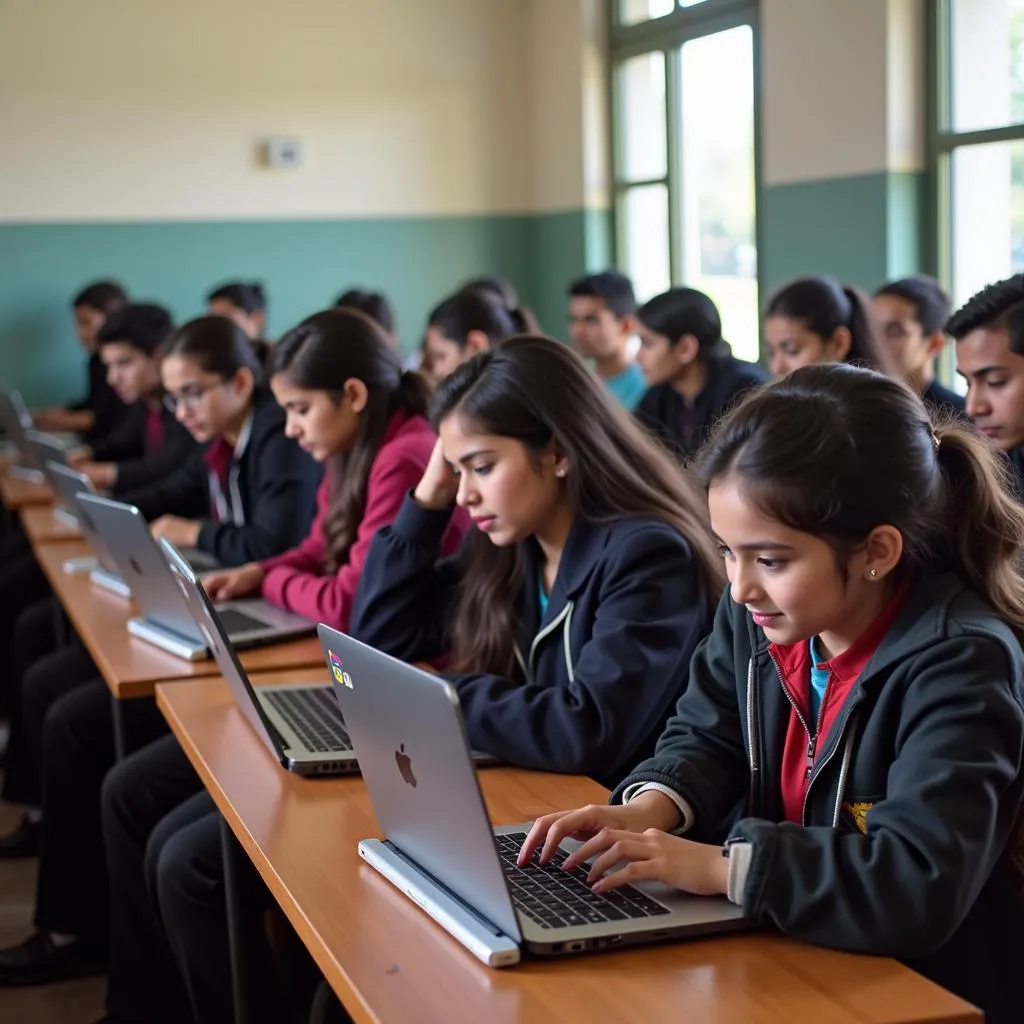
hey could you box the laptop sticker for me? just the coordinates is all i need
[329,650,353,688]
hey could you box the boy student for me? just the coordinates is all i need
[70,303,198,494]
[947,273,1024,495]
[873,275,965,414]
[568,271,647,411]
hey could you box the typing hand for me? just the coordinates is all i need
[151,515,202,549]
[201,563,265,601]
[412,438,459,510]
[80,461,116,490]
[66,447,93,469]
[517,792,682,868]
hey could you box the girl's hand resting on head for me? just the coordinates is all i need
[151,515,202,549]
[201,562,265,601]
[413,438,459,510]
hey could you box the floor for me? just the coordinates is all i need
[0,799,104,1023]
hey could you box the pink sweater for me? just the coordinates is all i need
[260,410,468,630]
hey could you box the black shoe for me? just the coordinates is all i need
[0,931,104,986]
[0,815,40,859]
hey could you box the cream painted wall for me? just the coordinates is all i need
[0,0,534,221]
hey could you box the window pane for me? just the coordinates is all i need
[950,0,1024,131]
[620,185,671,302]
[951,140,1024,304]
[677,26,759,362]
[617,52,667,182]
[619,0,674,27]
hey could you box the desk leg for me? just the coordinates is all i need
[111,695,126,763]
[221,816,249,1024]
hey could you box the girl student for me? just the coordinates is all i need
[420,289,523,385]
[351,335,726,786]
[764,274,893,379]
[87,308,471,1024]
[520,362,1024,1024]
[458,273,540,333]
[634,287,768,460]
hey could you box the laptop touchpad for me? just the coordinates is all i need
[214,607,269,634]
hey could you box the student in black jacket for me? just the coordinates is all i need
[69,302,197,495]
[521,364,1024,1024]
[873,275,966,415]
[634,287,767,461]
[353,335,724,785]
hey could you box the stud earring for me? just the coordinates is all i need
[869,568,878,579]
[556,467,566,478]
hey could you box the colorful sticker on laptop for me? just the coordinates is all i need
[328,650,353,688]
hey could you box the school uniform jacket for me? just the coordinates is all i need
[75,352,130,442]
[351,499,713,789]
[120,387,320,566]
[88,401,198,495]
[613,573,1024,1024]
[260,410,468,632]
[635,354,768,460]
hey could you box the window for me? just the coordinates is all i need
[935,0,1024,305]
[612,1,760,361]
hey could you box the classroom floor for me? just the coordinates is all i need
[0,798,104,1023]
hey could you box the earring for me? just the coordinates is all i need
[869,568,878,579]
[555,467,567,478]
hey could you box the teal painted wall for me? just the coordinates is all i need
[0,216,534,406]
[760,171,927,297]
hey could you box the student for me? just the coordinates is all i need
[334,287,395,340]
[33,280,130,440]
[0,317,318,867]
[70,302,197,494]
[420,290,521,385]
[568,270,646,411]
[947,273,1024,495]
[873,275,965,413]
[520,362,1024,1024]
[764,275,892,379]
[458,274,540,333]
[206,281,266,340]
[634,287,768,460]
[83,308,471,1022]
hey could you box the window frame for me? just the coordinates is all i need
[609,0,762,344]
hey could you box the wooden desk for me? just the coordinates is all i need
[19,504,83,545]
[0,472,53,510]
[157,671,980,1024]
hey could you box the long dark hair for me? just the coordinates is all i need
[428,291,520,350]
[431,335,725,677]
[637,287,729,362]
[161,316,264,383]
[766,275,892,373]
[207,281,266,315]
[699,362,1024,625]
[272,309,429,572]
[458,275,540,333]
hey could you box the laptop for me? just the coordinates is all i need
[161,539,358,775]
[76,493,315,661]
[317,624,749,968]
[0,391,45,481]
[24,432,78,524]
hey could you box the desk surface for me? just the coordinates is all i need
[19,504,84,545]
[0,472,53,510]
[157,669,979,1024]
[34,541,326,697]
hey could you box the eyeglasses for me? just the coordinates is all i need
[162,380,227,414]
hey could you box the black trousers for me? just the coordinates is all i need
[0,546,54,714]
[101,733,284,1024]
[2,598,89,806]
[34,678,168,946]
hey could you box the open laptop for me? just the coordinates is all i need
[161,539,358,775]
[0,391,45,481]
[77,493,315,661]
[317,624,749,968]
[25,432,78,524]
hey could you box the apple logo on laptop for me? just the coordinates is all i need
[128,556,143,577]
[395,744,417,788]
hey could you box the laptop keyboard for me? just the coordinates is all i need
[263,688,352,754]
[215,607,269,635]
[495,832,670,930]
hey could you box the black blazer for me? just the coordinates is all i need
[73,353,130,442]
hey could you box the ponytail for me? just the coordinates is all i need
[933,419,1024,630]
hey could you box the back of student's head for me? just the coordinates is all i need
[72,280,128,314]
[429,291,520,348]
[874,275,951,336]
[96,303,173,356]
[430,335,724,676]
[458,275,538,333]
[568,271,637,319]
[334,288,395,335]
[206,281,266,316]
[271,309,429,571]
[162,315,264,383]
[636,287,725,360]
[699,362,1024,628]
[766,275,891,375]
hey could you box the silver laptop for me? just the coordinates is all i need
[0,391,44,481]
[25,433,78,525]
[161,539,358,775]
[317,624,749,968]
[77,493,315,660]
